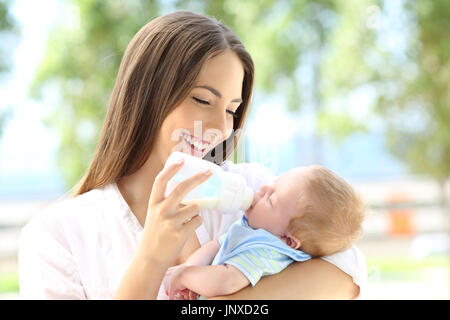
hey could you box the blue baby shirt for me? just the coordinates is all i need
[211,216,312,286]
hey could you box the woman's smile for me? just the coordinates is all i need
[180,132,212,157]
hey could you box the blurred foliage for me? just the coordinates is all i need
[373,0,450,201]
[28,0,449,190]
[0,270,19,293]
[0,0,20,74]
[367,254,449,275]
[30,0,161,186]
[0,0,21,139]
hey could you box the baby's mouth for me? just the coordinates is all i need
[245,203,254,216]
[250,195,258,208]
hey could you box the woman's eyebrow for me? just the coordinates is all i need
[194,85,242,103]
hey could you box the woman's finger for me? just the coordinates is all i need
[181,214,203,234]
[150,159,185,204]
[166,169,212,208]
[173,202,203,233]
[176,203,201,225]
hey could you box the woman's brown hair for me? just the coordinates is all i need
[74,11,254,196]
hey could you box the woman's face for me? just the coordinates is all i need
[154,49,245,163]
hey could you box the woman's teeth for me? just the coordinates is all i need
[182,133,210,151]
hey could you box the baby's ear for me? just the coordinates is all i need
[281,233,301,250]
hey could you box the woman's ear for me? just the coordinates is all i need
[281,233,301,250]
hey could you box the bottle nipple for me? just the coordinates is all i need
[240,186,254,211]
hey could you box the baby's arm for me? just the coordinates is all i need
[169,263,250,299]
[167,239,220,299]
[184,239,221,266]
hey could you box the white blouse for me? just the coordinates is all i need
[18,161,368,299]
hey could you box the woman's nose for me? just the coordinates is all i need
[209,110,231,143]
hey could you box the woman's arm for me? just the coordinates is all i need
[209,258,359,300]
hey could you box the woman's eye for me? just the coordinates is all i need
[226,110,238,119]
[193,96,237,119]
[193,97,210,105]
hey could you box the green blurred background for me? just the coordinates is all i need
[0,0,449,299]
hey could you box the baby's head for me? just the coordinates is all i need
[244,165,365,257]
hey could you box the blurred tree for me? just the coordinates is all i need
[0,0,19,74]
[373,0,450,206]
[318,0,380,145]
[0,0,21,139]
[182,0,371,162]
[38,0,450,194]
[30,0,161,187]
[32,0,379,188]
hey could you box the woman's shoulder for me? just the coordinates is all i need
[221,161,276,192]
[21,184,119,240]
[320,245,368,299]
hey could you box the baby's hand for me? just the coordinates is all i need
[168,264,199,300]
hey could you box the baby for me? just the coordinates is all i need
[167,165,365,300]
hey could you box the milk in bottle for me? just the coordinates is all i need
[164,152,254,214]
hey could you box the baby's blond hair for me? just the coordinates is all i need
[287,165,365,257]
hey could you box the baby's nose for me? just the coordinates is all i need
[250,194,259,208]
[258,185,271,195]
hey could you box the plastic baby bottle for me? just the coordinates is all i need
[164,152,254,214]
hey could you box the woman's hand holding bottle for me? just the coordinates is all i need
[114,158,212,299]
[136,158,212,268]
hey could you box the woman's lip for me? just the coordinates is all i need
[183,132,212,146]
[181,134,208,155]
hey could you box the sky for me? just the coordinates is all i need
[0,0,65,199]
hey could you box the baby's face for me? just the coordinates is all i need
[244,167,311,237]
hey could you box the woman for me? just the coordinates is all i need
[19,11,366,299]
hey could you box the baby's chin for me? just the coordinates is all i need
[243,210,258,230]
[244,206,255,222]
[244,205,252,218]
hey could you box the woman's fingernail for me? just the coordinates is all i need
[202,169,212,176]
[177,158,184,165]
